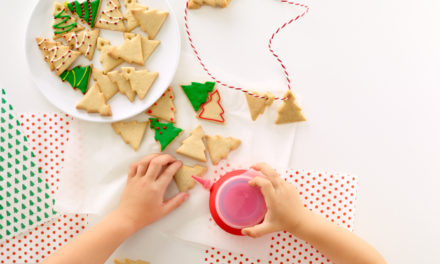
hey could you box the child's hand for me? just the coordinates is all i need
[242,163,309,238]
[113,154,188,232]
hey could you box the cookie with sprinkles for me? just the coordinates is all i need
[66,0,102,28]
[35,37,81,75]
[63,28,100,60]
[146,87,176,123]
[52,2,83,39]
[96,0,126,32]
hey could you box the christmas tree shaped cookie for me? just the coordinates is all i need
[146,87,176,123]
[96,0,126,31]
[176,126,207,162]
[63,29,100,60]
[124,33,160,64]
[112,121,148,151]
[35,37,81,75]
[52,2,83,39]
[189,0,231,9]
[275,90,306,124]
[108,71,136,102]
[0,89,56,241]
[245,90,275,121]
[76,83,112,116]
[109,33,144,65]
[205,135,241,165]
[66,0,102,28]
[92,68,119,101]
[123,0,148,32]
[149,118,183,151]
[174,165,207,192]
[181,81,215,112]
[132,9,168,39]
[97,37,123,73]
[59,65,92,94]
[121,67,158,100]
[198,90,225,123]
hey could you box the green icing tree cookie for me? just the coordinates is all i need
[60,65,92,94]
[181,81,215,111]
[67,0,101,28]
[149,118,183,151]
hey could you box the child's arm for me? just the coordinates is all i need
[43,154,188,264]
[242,163,386,264]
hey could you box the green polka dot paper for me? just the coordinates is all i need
[0,89,56,242]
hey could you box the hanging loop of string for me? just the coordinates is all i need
[183,0,310,101]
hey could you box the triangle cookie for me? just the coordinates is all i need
[96,0,126,31]
[124,33,160,64]
[109,34,144,65]
[132,9,168,39]
[92,68,119,101]
[63,29,100,60]
[174,165,207,192]
[123,0,148,31]
[97,37,123,73]
[275,91,306,124]
[112,121,148,151]
[146,87,176,122]
[245,90,275,121]
[108,71,136,102]
[76,83,112,116]
[121,67,158,100]
[176,126,206,162]
[205,135,241,165]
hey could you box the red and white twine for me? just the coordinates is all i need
[184,0,310,100]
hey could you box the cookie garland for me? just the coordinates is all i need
[188,0,231,9]
[52,2,83,39]
[59,65,92,94]
[66,0,101,28]
[96,0,126,31]
[275,90,306,124]
[149,118,183,151]
[245,90,274,121]
[198,90,225,123]
[184,0,310,124]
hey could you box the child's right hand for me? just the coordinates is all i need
[242,163,309,238]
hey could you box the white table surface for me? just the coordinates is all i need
[2,0,440,263]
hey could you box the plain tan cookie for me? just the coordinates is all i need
[92,68,119,101]
[205,135,241,165]
[146,87,176,122]
[96,0,126,32]
[109,33,144,65]
[123,0,148,31]
[63,29,100,60]
[198,90,224,123]
[114,259,150,264]
[132,8,168,39]
[189,0,231,9]
[108,71,136,102]
[36,37,80,75]
[275,90,306,124]
[97,37,124,73]
[76,83,112,116]
[174,165,207,192]
[121,67,158,100]
[245,90,275,121]
[176,126,207,162]
[124,33,160,64]
[52,2,83,39]
[112,120,148,151]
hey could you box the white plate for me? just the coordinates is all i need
[25,0,181,123]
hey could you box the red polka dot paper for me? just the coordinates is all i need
[0,113,88,264]
[204,164,358,264]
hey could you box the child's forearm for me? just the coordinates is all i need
[42,210,137,264]
[290,211,386,264]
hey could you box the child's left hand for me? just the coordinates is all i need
[113,153,189,232]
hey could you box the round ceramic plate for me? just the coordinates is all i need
[25,0,180,122]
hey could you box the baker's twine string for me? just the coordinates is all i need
[184,0,310,101]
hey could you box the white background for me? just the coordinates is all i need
[1,0,440,263]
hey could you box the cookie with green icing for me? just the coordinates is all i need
[181,81,215,112]
[149,118,183,151]
[52,2,83,39]
[60,65,92,94]
[66,0,102,29]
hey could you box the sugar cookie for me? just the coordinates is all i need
[275,90,306,124]
[131,9,168,39]
[121,67,158,100]
[60,65,92,94]
[35,37,80,75]
[76,83,112,116]
[96,0,126,31]
[92,68,119,101]
[109,34,144,65]
[205,135,240,165]
[112,121,148,151]
[174,165,207,192]
[123,0,148,31]
[52,2,83,39]
[97,37,123,73]
[63,29,100,60]
[198,90,225,123]
[245,91,274,121]
[176,126,207,162]
[188,0,231,9]
[66,0,101,28]
[124,33,160,64]
[149,118,183,151]
[146,87,176,123]
[108,71,136,102]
